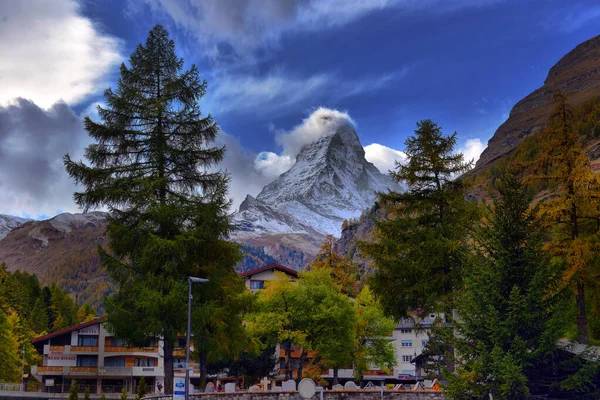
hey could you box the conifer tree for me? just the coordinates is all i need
[30,297,49,334]
[360,120,474,318]
[528,91,600,344]
[84,385,91,400]
[64,25,245,393]
[0,309,20,382]
[68,380,79,400]
[443,172,571,399]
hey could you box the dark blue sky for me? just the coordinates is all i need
[1,0,600,217]
[80,0,600,155]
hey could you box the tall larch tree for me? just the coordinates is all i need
[64,25,245,393]
[528,91,600,344]
[360,120,474,318]
[309,235,359,296]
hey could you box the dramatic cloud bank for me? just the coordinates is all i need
[0,99,88,217]
[0,0,122,108]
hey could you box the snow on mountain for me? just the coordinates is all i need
[233,115,395,237]
[0,214,30,239]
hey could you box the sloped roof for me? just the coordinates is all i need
[31,317,104,344]
[239,263,299,278]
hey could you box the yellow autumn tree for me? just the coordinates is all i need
[309,235,360,297]
[528,90,600,344]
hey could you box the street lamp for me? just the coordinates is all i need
[186,276,208,400]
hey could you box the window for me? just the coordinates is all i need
[78,336,98,346]
[422,339,429,347]
[108,337,125,347]
[401,340,412,347]
[134,358,156,367]
[399,328,412,334]
[104,357,125,367]
[76,355,98,367]
[402,355,412,362]
[251,280,265,290]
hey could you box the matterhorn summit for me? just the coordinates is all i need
[233,109,394,237]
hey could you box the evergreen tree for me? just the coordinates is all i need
[83,385,91,400]
[443,172,598,399]
[136,377,147,400]
[527,91,600,344]
[76,304,96,323]
[30,297,49,334]
[68,380,79,400]
[120,387,128,400]
[64,25,244,393]
[360,119,474,318]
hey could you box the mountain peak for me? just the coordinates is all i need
[235,122,394,237]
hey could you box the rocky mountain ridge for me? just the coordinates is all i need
[475,34,600,171]
[0,214,30,239]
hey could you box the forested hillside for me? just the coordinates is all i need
[0,263,95,383]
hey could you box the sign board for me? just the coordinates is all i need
[78,325,99,335]
[46,379,55,387]
[47,354,76,367]
[173,377,186,400]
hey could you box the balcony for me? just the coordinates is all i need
[71,346,99,353]
[104,346,158,353]
[49,345,65,352]
[35,366,64,374]
[69,366,98,375]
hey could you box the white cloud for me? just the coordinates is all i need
[209,70,406,116]
[214,131,276,211]
[254,152,295,179]
[209,71,331,115]
[276,107,355,157]
[0,0,122,108]
[460,138,486,165]
[364,143,406,174]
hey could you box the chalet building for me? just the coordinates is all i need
[240,263,298,293]
[393,313,444,377]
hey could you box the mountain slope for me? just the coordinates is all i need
[476,34,600,171]
[0,212,111,311]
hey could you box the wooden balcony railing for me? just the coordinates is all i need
[105,346,158,353]
[71,346,99,352]
[37,366,63,373]
[70,367,98,373]
[49,346,65,352]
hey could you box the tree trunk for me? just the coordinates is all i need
[297,350,307,382]
[284,340,292,380]
[576,282,589,344]
[163,338,174,394]
[333,368,339,386]
[199,341,207,390]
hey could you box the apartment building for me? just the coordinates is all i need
[393,313,444,377]
[31,318,165,394]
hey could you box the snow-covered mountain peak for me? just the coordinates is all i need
[234,122,395,237]
[0,214,30,240]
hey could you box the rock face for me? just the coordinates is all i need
[476,34,600,171]
[0,214,30,239]
[234,120,393,237]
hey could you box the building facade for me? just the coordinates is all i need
[31,319,165,394]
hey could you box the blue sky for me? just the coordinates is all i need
[0,0,599,217]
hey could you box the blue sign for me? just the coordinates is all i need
[174,378,186,400]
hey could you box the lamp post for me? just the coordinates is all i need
[186,277,208,400]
